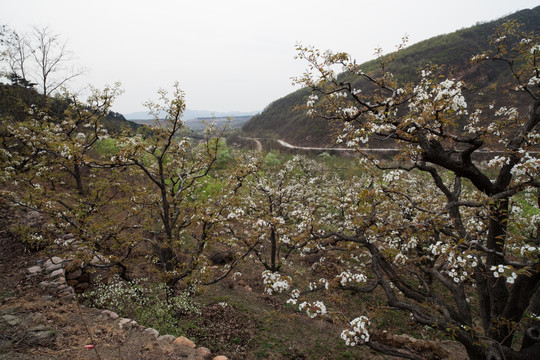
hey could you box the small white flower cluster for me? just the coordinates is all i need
[427,241,472,283]
[528,75,540,86]
[298,300,327,318]
[370,122,397,133]
[433,79,468,113]
[466,217,486,233]
[336,270,367,286]
[341,316,371,346]
[383,170,404,184]
[490,264,518,284]
[470,53,489,62]
[520,243,540,257]
[393,252,408,265]
[306,94,318,108]
[232,271,242,281]
[262,270,291,295]
[487,156,510,168]
[494,106,519,121]
[464,109,482,134]
[510,152,540,180]
[308,278,330,291]
[341,107,359,117]
[286,288,301,305]
[227,207,245,220]
[329,91,348,98]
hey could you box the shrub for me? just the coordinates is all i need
[82,275,199,336]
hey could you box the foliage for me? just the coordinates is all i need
[82,275,199,336]
[0,82,137,260]
[285,20,540,360]
[226,155,325,273]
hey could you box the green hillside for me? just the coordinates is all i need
[243,5,540,146]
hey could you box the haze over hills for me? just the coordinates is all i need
[124,109,258,121]
[242,5,540,147]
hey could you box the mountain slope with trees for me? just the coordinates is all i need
[243,5,540,146]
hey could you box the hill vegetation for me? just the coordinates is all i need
[243,5,540,146]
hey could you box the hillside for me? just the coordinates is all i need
[242,5,540,147]
[0,84,141,135]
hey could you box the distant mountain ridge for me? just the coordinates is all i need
[132,115,253,131]
[124,109,258,121]
[242,6,540,147]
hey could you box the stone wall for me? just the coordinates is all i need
[26,256,229,360]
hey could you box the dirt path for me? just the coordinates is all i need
[241,137,262,151]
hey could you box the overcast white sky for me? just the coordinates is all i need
[2,0,540,115]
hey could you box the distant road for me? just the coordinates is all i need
[245,138,539,156]
[241,137,263,151]
[276,139,398,152]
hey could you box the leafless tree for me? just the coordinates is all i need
[2,26,84,96]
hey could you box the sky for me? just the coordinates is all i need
[2,0,540,115]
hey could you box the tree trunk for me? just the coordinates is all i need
[486,198,510,343]
[270,227,278,272]
[73,163,84,195]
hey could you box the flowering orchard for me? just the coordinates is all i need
[225,155,325,273]
[2,21,540,359]
[262,21,540,360]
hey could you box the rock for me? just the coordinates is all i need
[143,327,159,338]
[58,287,74,296]
[1,314,22,326]
[39,281,53,289]
[49,268,65,279]
[59,294,75,302]
[45,257,63,268]
[58,233,76,246]
[101,310,119,320]
[25,210,44,227]
[27,265,42,275]
[66,279,78,287]
[74,282,89,292]
[45,262,63,273]
[54,276,66,285]
[196,347,212,359]
[118,318,138,330]
[213,356,228,360]
[66,269,82,280]
[26,326,57,346]
[173,336,196,348]
[157,334,176,343]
